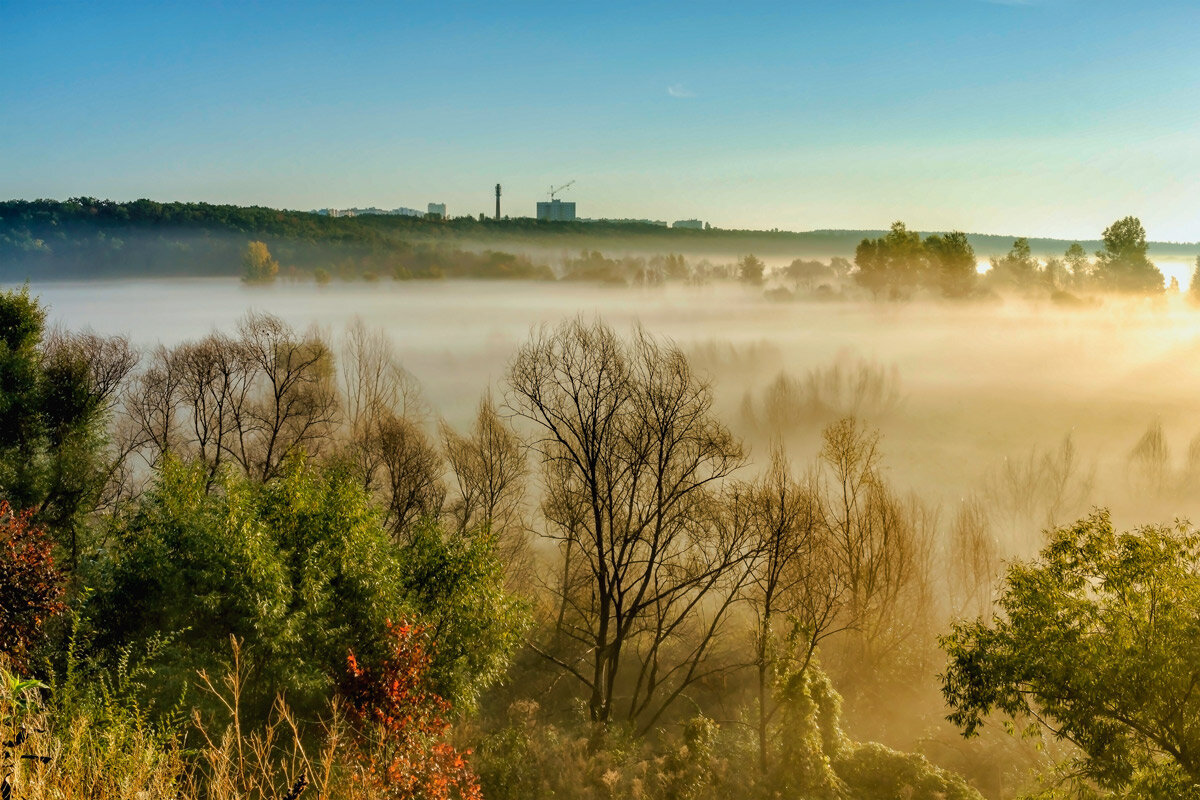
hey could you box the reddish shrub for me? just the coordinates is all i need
[343,620,482,800]
[0,502,65,670]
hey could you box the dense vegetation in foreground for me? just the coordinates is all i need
[0,284,1198,799]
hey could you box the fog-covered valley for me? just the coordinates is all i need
[36,277,1200,530]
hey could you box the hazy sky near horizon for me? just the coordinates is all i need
[4,0,1200,241]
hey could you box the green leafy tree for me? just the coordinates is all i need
[241,240,279,283]
[738,254,766,285]
[924,231,977,298]
[744,659,981,800]
[854,222,927,299]
[1094,217,1164,293]
[941,510,1200,796]
[986,237,1039,291]
[0,289,48,507]
[0,288,133,568]
[92,457,524,718]
[393,520,528,713]
[1064,242,1092,286]
[94,458,408,715]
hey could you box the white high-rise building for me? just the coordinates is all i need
[536,200,576,222]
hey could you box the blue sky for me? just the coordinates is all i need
[4,0,1200,240]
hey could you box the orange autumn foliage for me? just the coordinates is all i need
[0,502,65,670]
[342,620,482,800]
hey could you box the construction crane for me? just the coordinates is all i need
[548,180,575,201]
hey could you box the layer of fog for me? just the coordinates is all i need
[28,277,1200,539]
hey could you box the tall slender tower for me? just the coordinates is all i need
[495,184,501,220]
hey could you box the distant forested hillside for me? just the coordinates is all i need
[2,197,1196,280]
[0,198,554,280]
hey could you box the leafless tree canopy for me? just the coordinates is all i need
[816,416,935,709]
[237,312,340,481]
[741,442,842,772]
[740,354,903,434]
[506,319,747,727]
[946,494,998,619]
[338,319,443,541]
[442,394,529,576]
[119,312,341,485]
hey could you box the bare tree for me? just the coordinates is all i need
[174,333,255,486]
[946,493,999,619]
[984,432,1093,553]
[115,317,445,533]
[38,329,140,566]
[742,442,846,773]
[1128,419,1171,499]
[42,328,139,411]
[622,485,758,733]
[368,412,445,541]
[237,312,339,481]
[742,355,903,435]
[68,331,141,516]
[442,393,529,577]
[341,316,426,437]
[816,416,933,709]
[123,344,185,466]
[507,319,746,727]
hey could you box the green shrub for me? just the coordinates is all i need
[91,457,408,718]
[835,742,982,800]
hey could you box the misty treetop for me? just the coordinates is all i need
[1094,216,1164,293]
[241,240,280,283]
[851,216,1167,301]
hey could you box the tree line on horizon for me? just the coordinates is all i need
[4,199,1197,303]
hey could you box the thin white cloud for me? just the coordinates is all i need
[667,84,695,99]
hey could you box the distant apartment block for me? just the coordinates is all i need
[586,218,667,227]
[315,207,422,218]
[536,200,577,222]
[427,202,447,219]
[672,219,704,230]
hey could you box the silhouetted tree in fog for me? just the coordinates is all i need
[743,443,845,774]
[738,254,766,285]
[986,237,1040,291]
[854,222,927,299]
[1188,256,1200,306]
[442,395,529,577]
[924,231,977,298]
[1064,241,1092,287]
[1095,216,1163,293]
[506,319,746,727]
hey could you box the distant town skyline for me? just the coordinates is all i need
[5,1,1200,241]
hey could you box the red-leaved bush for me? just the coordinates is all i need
[0,502,65,670]
[342,620,482,800]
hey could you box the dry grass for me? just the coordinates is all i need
[0,639,372,800]
[0,679,182,799]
